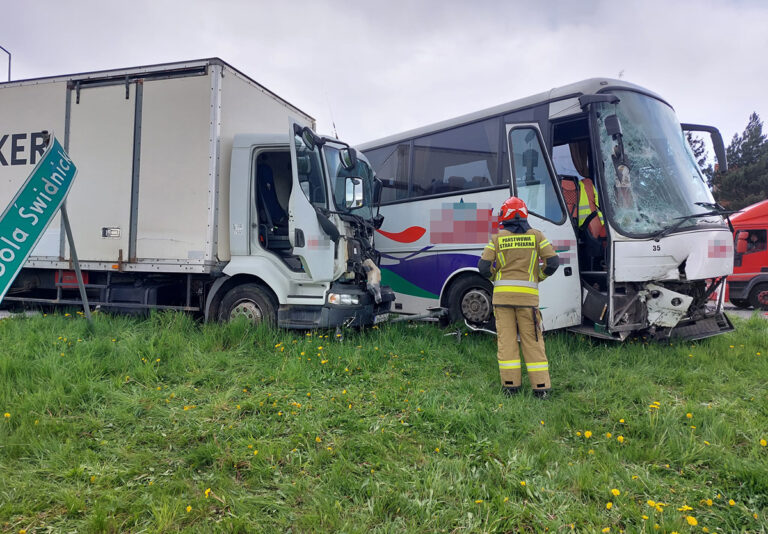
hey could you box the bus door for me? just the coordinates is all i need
[288,123,335,281]
[506,123,582,330]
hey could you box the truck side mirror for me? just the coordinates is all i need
[345,177,365,208]
[339,147,358,171]
[373,177,383,205]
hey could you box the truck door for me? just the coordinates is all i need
[65,83,136,262]
[287,123,335,281]
[506,123,582,330]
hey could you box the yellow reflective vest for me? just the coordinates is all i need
[480,228,557,307]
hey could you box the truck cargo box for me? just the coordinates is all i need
[0,58,314,274]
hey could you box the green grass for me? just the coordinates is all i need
[0,311,767,533]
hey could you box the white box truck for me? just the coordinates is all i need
[0,58,393,327]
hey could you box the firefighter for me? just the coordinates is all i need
[477,197,559,397]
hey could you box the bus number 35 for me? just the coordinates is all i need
[652,244,661,252]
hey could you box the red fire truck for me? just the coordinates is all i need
[728,199,768,310]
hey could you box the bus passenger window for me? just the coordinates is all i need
[411,118,501,198]
[508,127,564,223]
[364,143,411,203]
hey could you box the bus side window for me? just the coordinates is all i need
[364,143,411,203]
[411,118,500,198]
[508,127,564,223]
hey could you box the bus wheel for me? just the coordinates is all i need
[748,283,768,311]
[446,276,493,324]
[218,283,277,325]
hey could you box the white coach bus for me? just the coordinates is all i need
[359,78,734,340]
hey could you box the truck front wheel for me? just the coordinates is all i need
[218,283,277,325]
[749,283,768,311]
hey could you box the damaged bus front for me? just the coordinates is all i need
[579,88,734,340]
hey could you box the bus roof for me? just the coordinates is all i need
[358,77,664,151]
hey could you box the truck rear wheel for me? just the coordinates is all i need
[218,283,277,325]
[446,275,494,325]
[749,283,768,311]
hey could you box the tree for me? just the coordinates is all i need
[712,112,768,210]
[686,131,713,185]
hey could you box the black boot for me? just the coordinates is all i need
[533,388,551,399]
[503,386,521,396]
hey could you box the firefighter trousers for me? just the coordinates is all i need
[494,305,551,390]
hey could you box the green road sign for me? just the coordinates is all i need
[0,135,77,302]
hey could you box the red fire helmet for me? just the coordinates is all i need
[500,196,528,220]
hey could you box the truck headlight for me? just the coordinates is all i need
[328,293,359,305]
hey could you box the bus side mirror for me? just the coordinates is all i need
[605,114,623,137]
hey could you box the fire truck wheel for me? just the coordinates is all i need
[748,283,768,311]
[218,283,277,325]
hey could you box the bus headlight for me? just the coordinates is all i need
[328,293,360,305]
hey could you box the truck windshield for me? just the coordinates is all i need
[595,90,724,236]
[324,144,376,220]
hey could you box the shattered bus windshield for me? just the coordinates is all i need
[595,91,724,237]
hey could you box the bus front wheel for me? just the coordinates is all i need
[446,276,494,325]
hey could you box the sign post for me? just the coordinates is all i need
[0,132,91,321]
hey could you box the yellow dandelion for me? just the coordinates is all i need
[642,515,648,520]
[90,475,96,483]
[728,499,735,506]
[647,500,656,507]
[619,418,625,423]
[686,515,698,526]
[315,436,322,442]
[540,420,545,425]
[503,497,509,502]
[588,449,594,454]
[704,440,710,445]
[705,498,713,506]
[205,488,211,498]
[434,447,440,452]
[3,413,9,418]
[576,431,582,437]
[611,488,620,496]
[760,439,767,447]
[321,360,328,364]
[602,528,610,533]
[584,430,592,438]
[677,505,693,511]
[186,505,192,513]
[606,501,613,509]
[475,499,483,504]
[606,432,612,438]
[631,475,638,479]
[520,481,526,486]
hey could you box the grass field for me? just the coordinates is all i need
[1,311,767,533]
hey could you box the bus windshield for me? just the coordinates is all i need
[595,90,724,237]
[324,144,376,220]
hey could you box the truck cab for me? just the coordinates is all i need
[210,123,394,328]
[728,199,768,310]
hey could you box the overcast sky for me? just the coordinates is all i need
[2,0,766,147]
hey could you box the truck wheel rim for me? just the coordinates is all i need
[461,288,491,323]
[758,289,768,307]
[230,299,263,323]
